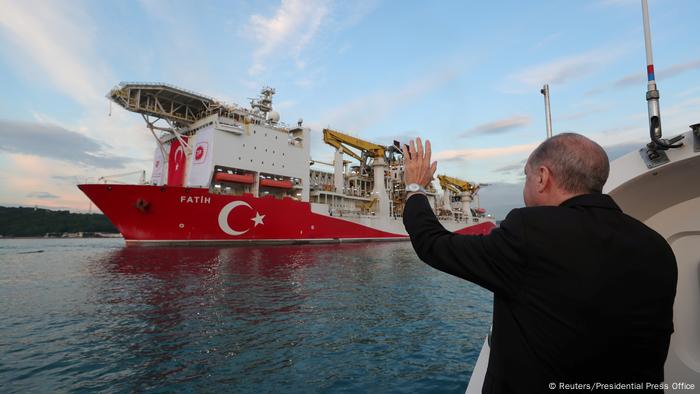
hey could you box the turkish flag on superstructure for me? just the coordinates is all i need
[186,126,214,187]
[150,144,168,185]
[167,137,188,187]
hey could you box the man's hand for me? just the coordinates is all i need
[402,137,437,188]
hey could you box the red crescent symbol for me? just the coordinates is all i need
[174,146,184,170]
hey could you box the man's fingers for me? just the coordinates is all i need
[401,144,409,160]
[416,137,424,159]
[430,161,438,178]
[425,139,432,164]
[409,139,416,160]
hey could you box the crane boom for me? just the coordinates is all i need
[322,128,387,162]
[438,174,479,194]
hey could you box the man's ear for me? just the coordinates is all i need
[536,166,550,194]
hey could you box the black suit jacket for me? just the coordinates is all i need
[403,193,677,393]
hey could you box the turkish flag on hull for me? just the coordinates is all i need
[167,137,188,187]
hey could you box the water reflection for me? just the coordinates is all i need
[90,243,446,391]
[2,240,492,393]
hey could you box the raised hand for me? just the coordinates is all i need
[402,137,437,188]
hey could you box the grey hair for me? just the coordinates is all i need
[527,133,610,194]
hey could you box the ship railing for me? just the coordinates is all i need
[118,81,216,102]
[330,209,377,218]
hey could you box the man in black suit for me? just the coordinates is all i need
[402,134,677,393]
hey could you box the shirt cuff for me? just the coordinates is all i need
[406,192,428,201]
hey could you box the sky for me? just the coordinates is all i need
[0,0,699,219]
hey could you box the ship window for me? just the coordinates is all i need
[243,143,246,147]
[254,146,256,150]
[254,130,256,134]
[265,133,267,136]
[238,157,241,160]
[265,149,267,152]
[282,165,285,168]
[275,136,278,140]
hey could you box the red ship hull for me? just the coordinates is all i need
[79,184,495,245]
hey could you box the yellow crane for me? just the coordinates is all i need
[323,127,401,177]
[322,128,387,162]
[438,174,479,194]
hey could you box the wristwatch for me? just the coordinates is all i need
[406,183,427,194]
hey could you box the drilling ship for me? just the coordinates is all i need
[78,83,495,245]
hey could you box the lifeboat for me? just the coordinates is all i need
[260,179,293,189]
[214,172,254,184]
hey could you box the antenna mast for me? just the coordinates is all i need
[540,84,553,139]
[641,0,681,150]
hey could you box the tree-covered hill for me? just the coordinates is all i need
[0,206,117,237]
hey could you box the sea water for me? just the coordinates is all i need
[0,239,492,393]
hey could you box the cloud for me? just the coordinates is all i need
[587,58,700,95]
[501,49,621,93]
[51,175,83,184]
[584,96,700,148]
[463,115,532,136]
[675,86,700,99]
[315,65,462,133]
[435,142,538,162]
[0,154,98,211]
[245,0,330,75]
[306,63,463,164]
[556,106,609,122]
[494,163,523,173]
[0,119,130,168]
[619,59,700,86]
[494,159,528,174]
[26,191,59,199]
[0,0,151,163]
[0,0,109,105]
[603,141,646,161]
[532,32,561,50]
[331,0,379,30]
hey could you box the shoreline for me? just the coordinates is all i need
[0,235,123,239]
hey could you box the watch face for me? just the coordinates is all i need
[407,184,419,192]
